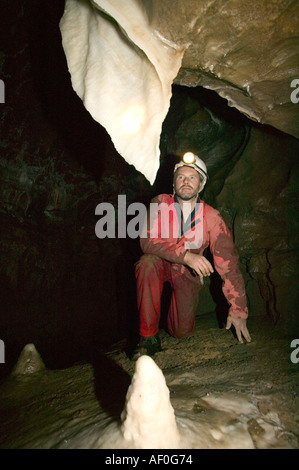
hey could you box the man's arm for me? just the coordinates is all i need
[207,207,251,343]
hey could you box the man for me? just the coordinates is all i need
[134,153,251,358]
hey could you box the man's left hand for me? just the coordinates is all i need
[226,316,252,343]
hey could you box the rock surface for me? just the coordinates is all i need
[151,0,299,138]
[60,0,299,183]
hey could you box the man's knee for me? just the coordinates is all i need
[135,254,163,276]
[170,325,195,339]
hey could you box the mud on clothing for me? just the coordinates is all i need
[135,194,248,338]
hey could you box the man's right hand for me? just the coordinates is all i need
[184,252,214,278]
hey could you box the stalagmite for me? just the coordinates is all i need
[11,343,45,376]
[60,0,185,184]
[120,355,181,449]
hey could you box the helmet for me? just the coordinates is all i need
[173,152,208,188]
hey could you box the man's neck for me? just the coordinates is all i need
[176,196,197,221]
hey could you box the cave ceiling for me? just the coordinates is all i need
[153,0,299,138]
[60,0,299,184]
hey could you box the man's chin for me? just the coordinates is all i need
[176,193,197,201]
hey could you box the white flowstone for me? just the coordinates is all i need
[120,355,181,449]
[60,0,185,184]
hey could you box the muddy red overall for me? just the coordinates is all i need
[135,194,248,339]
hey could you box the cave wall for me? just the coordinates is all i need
[215,126,299,325]
[202,125,299,326]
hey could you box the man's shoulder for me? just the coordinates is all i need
[201,200,222,219]
[151,194,174,204]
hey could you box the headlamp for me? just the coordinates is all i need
[182,152,196,165]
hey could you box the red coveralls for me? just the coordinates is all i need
[135,194,248,338]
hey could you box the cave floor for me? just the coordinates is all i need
[109,312,299,448]
[0,313,298,449]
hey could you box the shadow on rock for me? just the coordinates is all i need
[92,351,131,419]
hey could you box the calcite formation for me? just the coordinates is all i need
[121,355,181,449]
[11,344,45,376]
[60,0,185,184]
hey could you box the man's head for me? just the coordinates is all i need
[173,153,208,199]
[173,166,202,201]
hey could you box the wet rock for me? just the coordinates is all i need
[153,0,299,138]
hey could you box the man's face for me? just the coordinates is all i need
[174,166,202,201]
